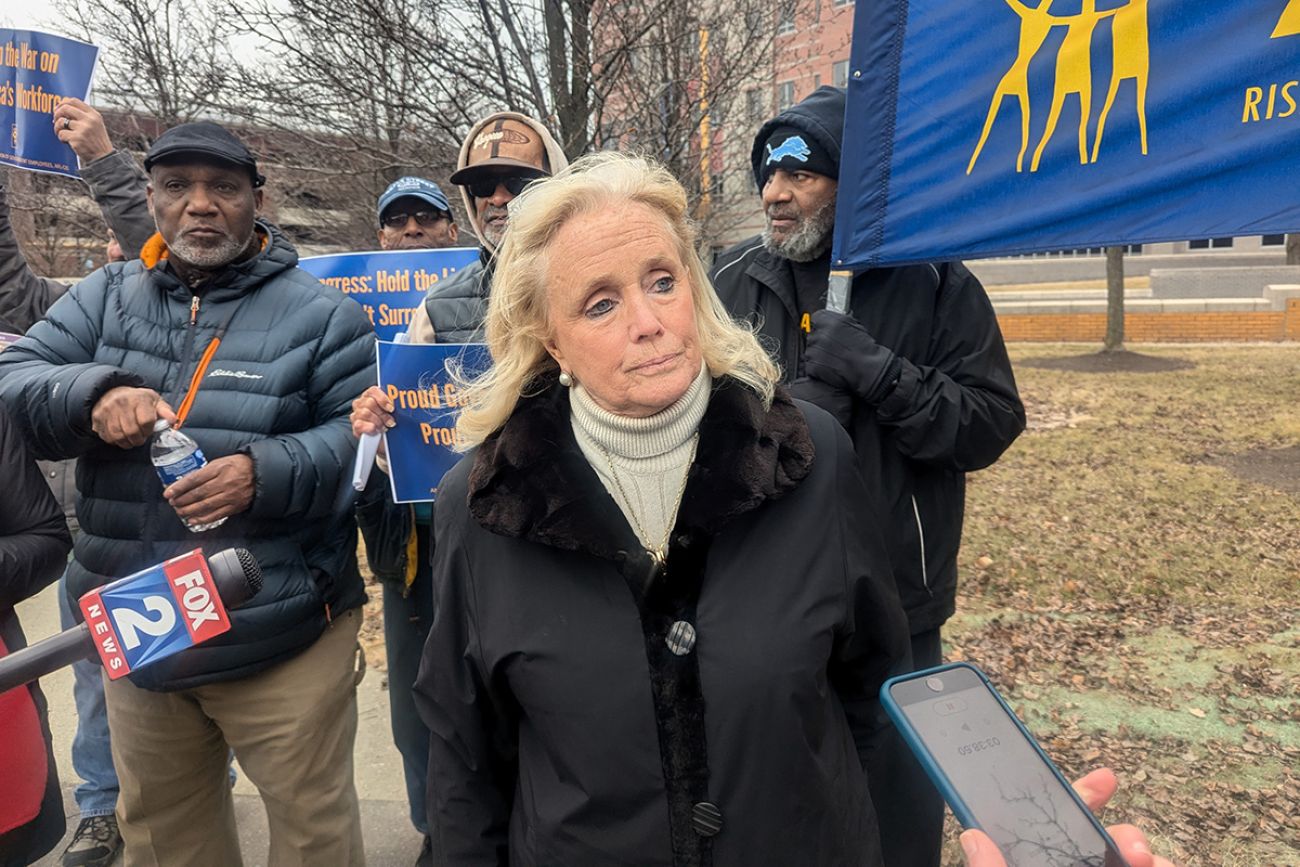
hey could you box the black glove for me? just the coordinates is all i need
[788,377,853,429]
[803,309,902,405]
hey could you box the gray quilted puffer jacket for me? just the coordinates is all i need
[0,221,376,690]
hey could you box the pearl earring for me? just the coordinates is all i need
[559,371,573,387]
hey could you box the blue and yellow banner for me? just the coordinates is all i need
[0,30,100,178]
[834,2,1300,268]
[377,341,490,503]
[300,247,480,341]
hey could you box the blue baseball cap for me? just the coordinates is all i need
[376,177,452,224]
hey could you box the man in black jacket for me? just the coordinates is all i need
[0,405,73,867]
[361,173,461,867]
[0,121,375,866]
[711,86,1025,867]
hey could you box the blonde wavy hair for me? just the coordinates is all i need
[453,151,779,449]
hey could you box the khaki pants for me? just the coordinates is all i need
[104,609,366,867]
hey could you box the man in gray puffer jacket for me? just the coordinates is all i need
[1,97,160,867]
[0,121,375,867]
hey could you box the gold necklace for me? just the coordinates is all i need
[596,434,699,566]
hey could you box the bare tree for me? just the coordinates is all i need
[595,5,773,213]
[213,0,474,245]
[22,0,795,256]
[1104,245,1124,352]
[6,170,113,278]
[374,0,792,244]
[57,0,229,125]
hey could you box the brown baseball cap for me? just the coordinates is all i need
[449,115,551,185]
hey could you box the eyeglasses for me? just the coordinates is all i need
[381,209,450,230]
[467,176,535,199]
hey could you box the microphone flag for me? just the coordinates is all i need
[78,549,231,679]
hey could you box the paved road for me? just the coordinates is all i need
[16,580,424,867]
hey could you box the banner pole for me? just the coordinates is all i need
[827,270,855,313]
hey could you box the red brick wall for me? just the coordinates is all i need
[997,309,1299,342]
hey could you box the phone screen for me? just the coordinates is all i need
[890,666,1126,867]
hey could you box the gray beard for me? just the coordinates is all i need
[762,196,836,263]
[170,230,251,270]
[479,205,508,248]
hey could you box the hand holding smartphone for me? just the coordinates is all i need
[881,662,1129,867]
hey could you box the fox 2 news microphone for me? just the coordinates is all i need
[0,548,262,694]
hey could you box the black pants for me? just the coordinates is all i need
[382,525,435,837]
[872,628,945,867]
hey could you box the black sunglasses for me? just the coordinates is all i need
[381,209,450,230]
[467,176,535,199]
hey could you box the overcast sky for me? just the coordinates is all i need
[0,10,56,32]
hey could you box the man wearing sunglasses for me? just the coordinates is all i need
[356,172,463,867]
[354,117,564,864]
[375,176,459,251]
[406,112,568,343]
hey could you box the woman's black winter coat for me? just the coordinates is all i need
[414,377,910,867]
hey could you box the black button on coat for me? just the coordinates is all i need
[414,378,910,867]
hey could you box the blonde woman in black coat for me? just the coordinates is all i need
[409,153,910,867]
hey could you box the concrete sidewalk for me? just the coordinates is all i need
[16,580,424,867]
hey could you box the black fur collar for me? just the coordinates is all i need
[467,375,815,561]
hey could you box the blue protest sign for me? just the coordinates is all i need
[377,340,491,503]
[299,247,481,340]
[0,30,100,178]
[834,2,1300,268]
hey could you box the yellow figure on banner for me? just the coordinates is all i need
[1029,0,1118,172]
[967,0,1063,174]
[1274,0,1300,38]
[969,0,1151,175]
[1092,0,1149,161]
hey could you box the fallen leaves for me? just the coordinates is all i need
[949,346,1300,864]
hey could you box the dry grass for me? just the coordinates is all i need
[943,344,1300,865]
[359,344,1300,864]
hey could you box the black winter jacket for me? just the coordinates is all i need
[419,255,490,343]
[711,244,1024,633]
[2,150,153,531]
[414,377,909,867]
[0,223,375,690]
[0,406,72,866]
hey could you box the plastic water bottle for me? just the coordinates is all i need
[150,419,226,532]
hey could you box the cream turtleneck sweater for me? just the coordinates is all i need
[570,366,711,556]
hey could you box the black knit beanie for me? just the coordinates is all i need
[750,86,847,190]
[757,125,837,187]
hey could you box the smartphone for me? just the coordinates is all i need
[881,662,1129,867]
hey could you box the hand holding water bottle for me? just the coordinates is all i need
[92,387,176,448]
[155,422,255,532]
